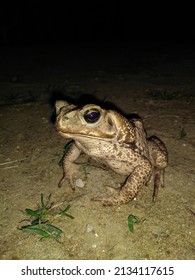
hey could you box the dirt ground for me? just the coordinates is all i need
[0,43,195,260]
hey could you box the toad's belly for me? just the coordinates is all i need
[106,159,136,175]
[91,156,135,176]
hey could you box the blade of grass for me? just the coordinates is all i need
[41,193,45,208]
[61,213,74,219]
[40,224,62,237]
[179,127,187,139]
[21,227,51,238]
[45,193,52,208]
[59,205,74,219]
[21,223,62,238]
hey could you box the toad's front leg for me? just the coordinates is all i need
[58,142,81,190]
[93,159,152,206]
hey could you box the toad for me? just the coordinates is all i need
[55,100,168,206]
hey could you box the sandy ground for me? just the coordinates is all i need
[0,43,195,260]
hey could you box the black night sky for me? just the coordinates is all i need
[1,1,195,46]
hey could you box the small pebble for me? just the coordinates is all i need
[41,117,49,124]
[152,228,169,237]
[75,178,85,188]
[86,224,94,233]
[66,234,72,239]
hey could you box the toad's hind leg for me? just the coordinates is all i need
[147,136,168,202]
[152,168,164,201]
[92,158,152,206]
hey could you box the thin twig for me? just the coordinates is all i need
[50,202,64,210]
[0,158,27,166]
[186,207,195,216]
[3,165,19,169]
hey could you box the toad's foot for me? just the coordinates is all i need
[92,185,120,205]
[58,162,82,191]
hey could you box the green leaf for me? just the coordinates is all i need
[128,215,140,233]
[31,218,40,226]
[25,209,39,217]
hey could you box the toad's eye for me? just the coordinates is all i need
[83,109,100,123]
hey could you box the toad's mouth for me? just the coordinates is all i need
[58,131,115,140]
[56,123,116,140]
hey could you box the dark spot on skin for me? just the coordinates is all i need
[107,116,113,127]
[113,144,117,151]
[128,141,138,150]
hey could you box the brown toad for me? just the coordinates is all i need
[55,100,168,206]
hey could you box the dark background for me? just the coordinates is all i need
[0,1,194,46]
